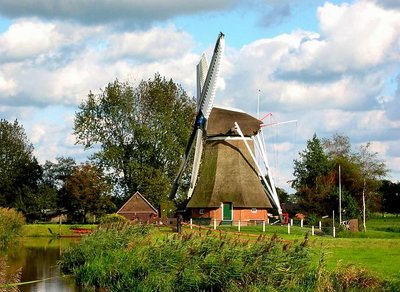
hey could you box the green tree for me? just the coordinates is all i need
[74,74,195,208]
[292,134,333,215]
[0,119,41,210]
[63,164,115,223]
[293,133,388,218]
[379,180,400,215]
[42,156,77,190]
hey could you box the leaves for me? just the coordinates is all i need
[293,133,388,217]
[74,74,195,207]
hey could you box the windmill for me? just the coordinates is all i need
[170,33,283,223]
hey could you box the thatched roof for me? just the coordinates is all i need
[187,139,272,208]
[206,107,261,137]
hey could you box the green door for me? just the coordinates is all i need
[223,203,232,221]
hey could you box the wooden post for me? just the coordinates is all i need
[333,227,336,238]
[262,220,266,232]
[190,218,193,229]
[287,223,290,234]
[213,218,217,230]
[319,221,322,231]
[59,214,62,237]
[238,220,241,232]
[267,217,269,225]
[312,225,315,236]
[290,218,293,226]
[300,219,303,228]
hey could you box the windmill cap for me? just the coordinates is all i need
[206,106,261,137]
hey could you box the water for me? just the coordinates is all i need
[2,237,79,292]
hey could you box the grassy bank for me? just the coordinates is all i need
[21,224,97,237]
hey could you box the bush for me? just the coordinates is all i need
[0,208,25,247]
[98,213,127,224]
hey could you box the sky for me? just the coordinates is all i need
[0,0,399,192]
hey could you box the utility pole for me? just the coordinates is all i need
[362,178,366,232]
[339,164,342,225]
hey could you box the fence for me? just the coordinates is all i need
[183,218,348,238]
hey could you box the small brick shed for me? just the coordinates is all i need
[117,191,158,221]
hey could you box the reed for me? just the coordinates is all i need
[60,224,396,291]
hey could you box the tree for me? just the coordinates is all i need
[379,180,400,215]
[0,119,41,209]
[42,156,77,190]
[74,74,195,208]
[292,134,333,215]
[293,132,388,218]
[63,164,115,222]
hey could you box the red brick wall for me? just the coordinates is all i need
[191,207,267,222]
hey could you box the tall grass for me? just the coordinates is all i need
[60,224,397,291]
[0,208,25,248]
[0,256,21,291]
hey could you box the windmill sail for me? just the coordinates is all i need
[169,33,225,200]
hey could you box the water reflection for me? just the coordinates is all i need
[2,237,79,292]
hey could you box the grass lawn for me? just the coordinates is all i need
[21,223,97,237]
[183,216,400,281]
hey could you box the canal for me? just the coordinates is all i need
[1,237,79,291]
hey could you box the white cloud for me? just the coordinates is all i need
[105,25,194,61]
[0,19,62,61]
[0,21,199,107]
[0,73,16,95]
[272,1,400,83]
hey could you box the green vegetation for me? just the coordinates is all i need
[292,133,388,218]
[60,223,399,291]
[0,208,25,247]
[184,216,400,281]
[74,74,195,206]
[98,213,127,224]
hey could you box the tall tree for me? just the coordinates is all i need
[292,134,333,215]
[0,119,41,208]
[63,164,115,222]
[74,74,195,208]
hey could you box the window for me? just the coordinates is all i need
[199,209,205,215]
[251,208,257,213]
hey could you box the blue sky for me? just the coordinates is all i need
[0,0,399,192]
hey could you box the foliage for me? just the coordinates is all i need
[74,75,196,208]
[63,164,115,223]
[293,133,388,217]
[98,213,127,224]
[0,208,25,247]
[42,156,77,190]
[0,119,42,213]
[292,134,333,215]
[379,180,400,215]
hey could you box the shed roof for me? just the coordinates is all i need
[117,191,158,214]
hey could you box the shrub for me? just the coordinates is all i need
[98,213,127,224]
[0,208,26,247]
